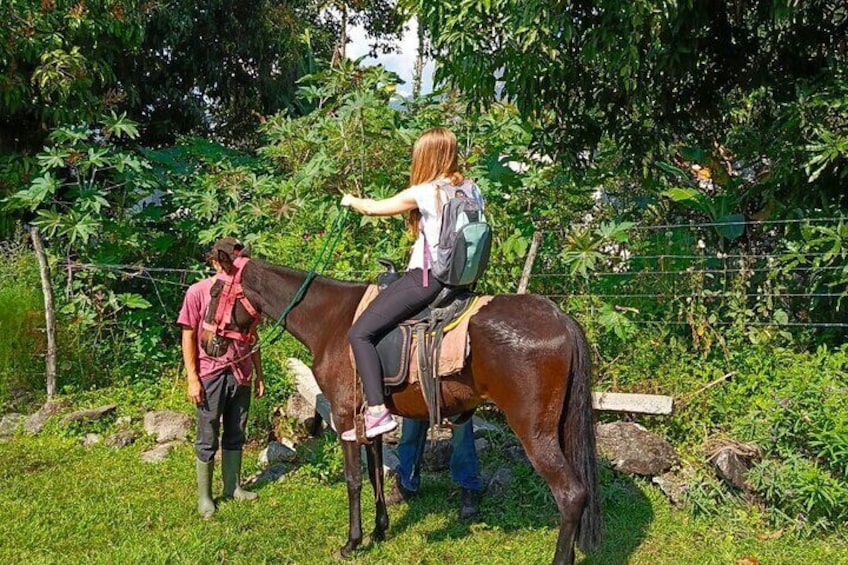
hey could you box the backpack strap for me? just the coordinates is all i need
[420,179,447,288]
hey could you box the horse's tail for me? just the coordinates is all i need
[560,314,602,552]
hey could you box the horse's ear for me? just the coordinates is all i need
[217,249,236,273]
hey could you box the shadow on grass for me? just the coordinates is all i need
[387,460,653,565]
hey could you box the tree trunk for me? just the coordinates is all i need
[30,227,57,400]
[412,17,425,99]
[517,231,542,294]
[339,4,348,61]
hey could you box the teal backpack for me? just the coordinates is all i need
[424,179,492,287]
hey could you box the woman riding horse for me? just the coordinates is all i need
[340,127,481,440]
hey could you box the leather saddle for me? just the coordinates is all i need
[373,259,474,391]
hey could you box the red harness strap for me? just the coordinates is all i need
[201,256,260,343]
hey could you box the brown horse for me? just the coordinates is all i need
[217,252,601,565]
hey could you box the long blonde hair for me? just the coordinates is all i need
[407,128,464,238]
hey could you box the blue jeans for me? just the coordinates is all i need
[395,417,482,492]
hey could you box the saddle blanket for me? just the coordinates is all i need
[351,285,493,384]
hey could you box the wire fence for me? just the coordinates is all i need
[47,214,847,331]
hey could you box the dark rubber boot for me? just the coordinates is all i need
[196,458,216,519]
[385,479,416,506]
[222,449,257,501]
[459,488,481,521]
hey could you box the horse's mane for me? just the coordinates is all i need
[252,259,368,290]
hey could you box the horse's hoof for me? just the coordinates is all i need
[368,530,386,544]
[335,542,357,560]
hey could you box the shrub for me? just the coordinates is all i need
[0,238,45,409]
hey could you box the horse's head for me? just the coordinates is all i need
[200,240,262,356]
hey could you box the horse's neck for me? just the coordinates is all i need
[248,263,366,356]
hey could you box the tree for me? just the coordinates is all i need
[0,1,360,149]
[0,0,148,150]
[414,0,847,196]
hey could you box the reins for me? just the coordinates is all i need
[259,206,350,349]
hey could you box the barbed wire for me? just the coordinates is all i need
[546,292,845,299]
[632,216,845,231]
[527,265,847,278]
[62,260,846,329]
[67,262,206,275]
[626,320,848,328]
[559,251,839,262]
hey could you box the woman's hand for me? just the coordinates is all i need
[340,188,418,217]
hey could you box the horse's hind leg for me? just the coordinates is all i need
[364,436,389,542]
[339,441,364,557]
[521,436,587,565]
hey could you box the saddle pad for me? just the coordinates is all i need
[350,285,493,385]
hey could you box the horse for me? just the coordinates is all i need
[214,251,602,565]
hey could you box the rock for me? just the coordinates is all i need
[382,444,400,472]
[24,399,70,435]
[0,413,24,437]
[105,430,137,449]
[258,440,296,467]
[505,443,530,465]
[141,442,180,463]
[472,415,502,438]
[245,463,287,486]
[143,411,193,443]
[422,427,453,471]
[61,405,117,426]
[709,447,755,491]
[653,470,688,507]
[284,392,317,425]
[115,416,132,428]
[486,466,514,498]
[82,433,102,447]
[595,421,677,476]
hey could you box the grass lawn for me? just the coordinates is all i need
[1,435,846,565]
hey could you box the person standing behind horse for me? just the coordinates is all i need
[339,127,479,441]
[389,417,484,520]
[177,237,265,519]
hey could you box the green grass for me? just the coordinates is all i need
[1,434,846,565]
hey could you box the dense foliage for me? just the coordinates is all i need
[0,0,405,149]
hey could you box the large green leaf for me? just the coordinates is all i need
[662,187,709,214]
[715,213,745,240]
[117,293,152,310]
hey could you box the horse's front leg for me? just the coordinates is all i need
[364,436,389,542]
[339,441,363,558]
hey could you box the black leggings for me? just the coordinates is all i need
[349,268,444,405]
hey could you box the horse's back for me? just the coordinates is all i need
[469,293,573,354]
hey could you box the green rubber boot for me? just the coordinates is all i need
[196,458,216,519]
[222,449,258,501]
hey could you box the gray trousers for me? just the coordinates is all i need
[195,371,251,462]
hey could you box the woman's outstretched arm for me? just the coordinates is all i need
[341,187,418,217]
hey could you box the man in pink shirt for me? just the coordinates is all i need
[177,237,265,519]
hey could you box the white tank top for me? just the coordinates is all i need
[406,179,443,271]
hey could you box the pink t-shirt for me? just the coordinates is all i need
[176,277,254,385]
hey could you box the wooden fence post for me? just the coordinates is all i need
[517,231,542,294]
[30,227,57,400]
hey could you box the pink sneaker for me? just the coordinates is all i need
[340,408,397,442]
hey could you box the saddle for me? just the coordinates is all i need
[356,259,489,428]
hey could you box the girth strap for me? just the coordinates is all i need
[416,297,471,429]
